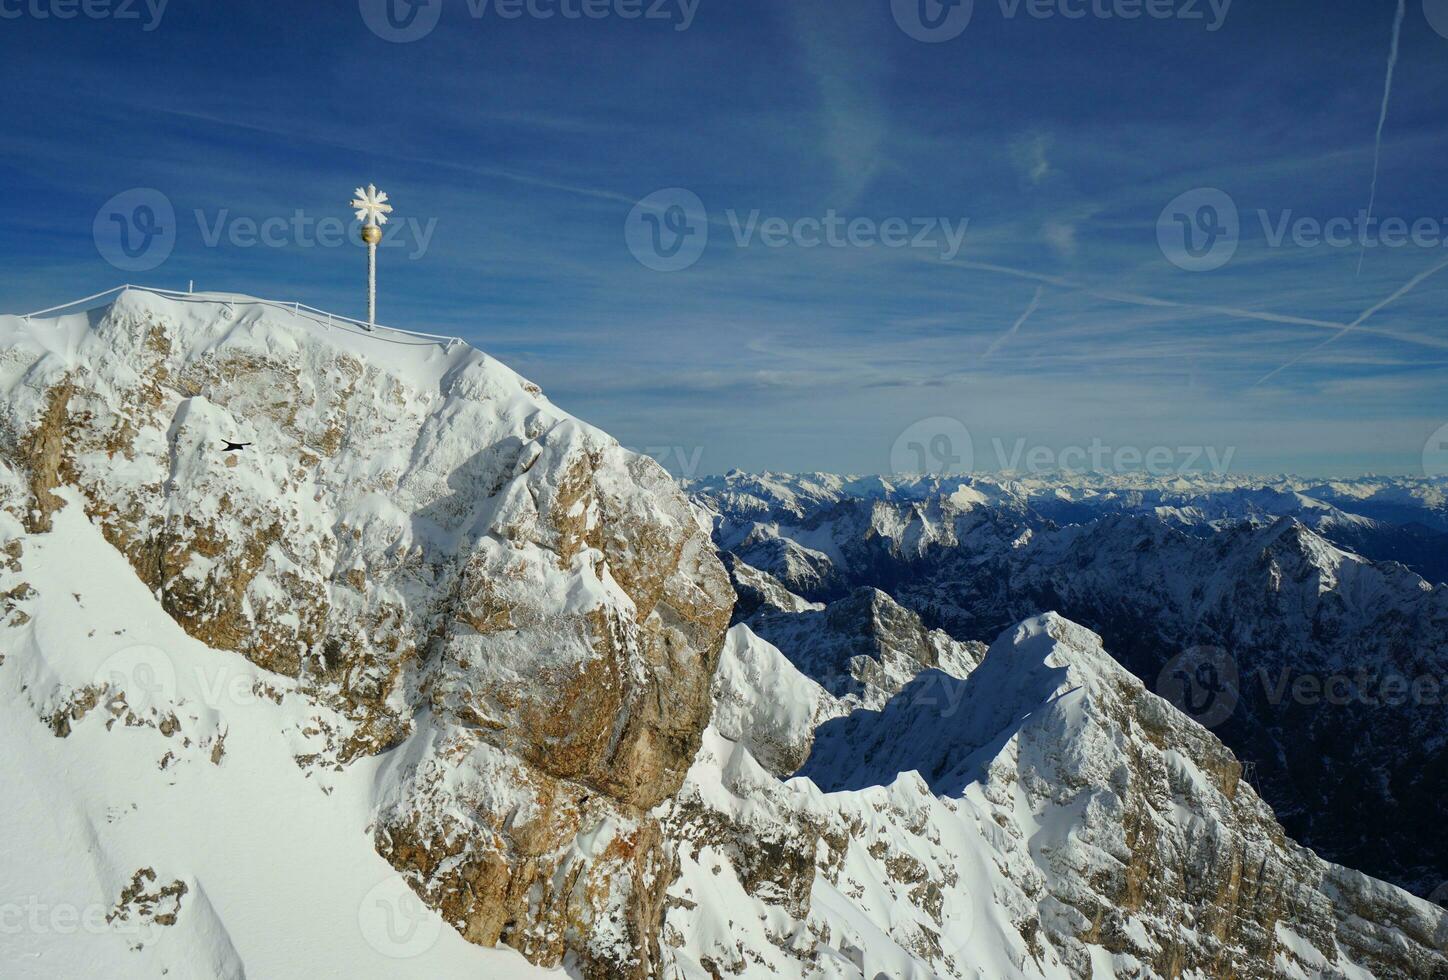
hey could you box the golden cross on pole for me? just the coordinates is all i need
[349,184,393,327]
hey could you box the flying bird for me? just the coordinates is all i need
[221,441,252,452]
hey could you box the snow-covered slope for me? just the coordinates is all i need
[709,624,839,776]
[3,294,1444,979]
[0,497,560,979]
[663,615,1448,979]
[0,290,732,978]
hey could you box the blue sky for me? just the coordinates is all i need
[2,0,1447,477]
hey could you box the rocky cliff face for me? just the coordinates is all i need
[4,297,1445,980]
[743,586,983,712]
[0,291,731,977]
[664,615,1448,979]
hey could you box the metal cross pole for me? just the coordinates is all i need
[366,229,378,325]
[349,184,393,328]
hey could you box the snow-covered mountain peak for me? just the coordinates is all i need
[695,472,1448,903]
[671,607,1448,978]
[0,290,732,978]
[796,612,1151,798]
[3,295,1445,979]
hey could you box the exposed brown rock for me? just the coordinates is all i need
[20,379,73,534]
[0,295,733,978]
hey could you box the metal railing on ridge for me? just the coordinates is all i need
[17,284,466,351]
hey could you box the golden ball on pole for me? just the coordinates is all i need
[350,184,393,329]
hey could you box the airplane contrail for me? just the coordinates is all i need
[983,286,1044,360]
[1255,253,1448,385]
[942,256,1348,331]
[929,248,1448,384]
[1357,0,1406,276]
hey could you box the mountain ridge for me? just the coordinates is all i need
[693,470,1448,899]
[0,295,1443,978]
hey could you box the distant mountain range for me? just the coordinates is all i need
[691,471,1448,900]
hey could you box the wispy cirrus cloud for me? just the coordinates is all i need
[3,0,1446,477]
[1012,132,1055,187]
[781,0,889,208]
